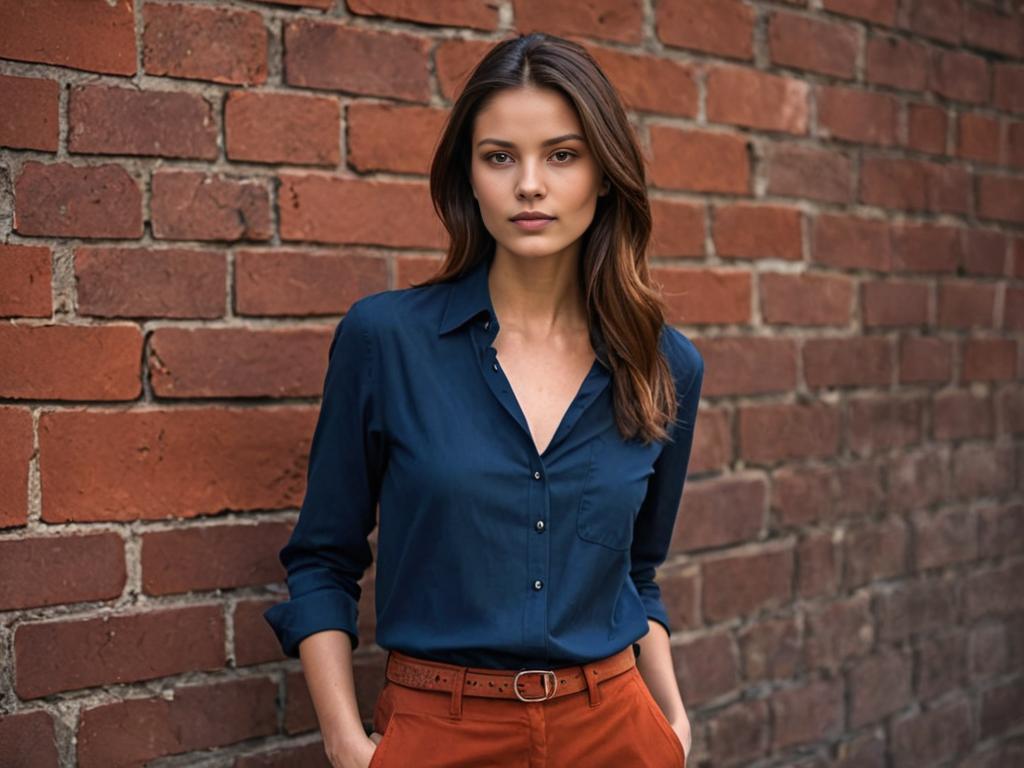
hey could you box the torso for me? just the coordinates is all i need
[492,328,597,456]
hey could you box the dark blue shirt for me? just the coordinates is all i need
[264,252,704,670]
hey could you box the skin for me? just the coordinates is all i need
[305,85,690,768]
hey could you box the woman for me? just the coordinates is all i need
[264,32,703,768]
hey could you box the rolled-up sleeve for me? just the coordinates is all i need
[264,297,386,657]
[629,327,704,638]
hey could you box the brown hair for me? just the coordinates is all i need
[411,32,679,445]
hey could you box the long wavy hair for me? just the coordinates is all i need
[411,32,679,445]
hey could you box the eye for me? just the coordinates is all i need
[552,150,577,163]
[484,150,579,165]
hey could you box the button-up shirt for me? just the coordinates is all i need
[264,251,704,670]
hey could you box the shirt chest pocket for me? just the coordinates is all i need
[576,434,653,551]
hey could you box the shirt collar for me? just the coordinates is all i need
[437,251,611,371]
[438,252,496,337]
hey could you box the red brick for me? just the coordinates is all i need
[655,0,755,60]
[862,280,929,326]
[907,0,961,44]
[648,125,751,194]
[235,249,388,317]
[812,213,891,271]
[937,280,996,328]
[917,632,968,701]
[844,517,908,590]
[591,45,698,118]
[818,85,899,146]
[149,326,331,398]
[279,174,443,248]
[963,338,1016,382]
[993,63,1024,115]
[964,6,1024,58]
[953,443,1015,500]
[803,337,892,389]
[860,156,968,215]
[435,38,495,102]
[933,390,994,441]
[0,324,142,400]
[1009,121,1024,170]
[965,561,1024,621]
[978,503,1024,559]
[761,272,853,326]
[0,407,33,529]
[0,533,125,610]
[804,594,873,669]
[250,0,332,7]
[68,84,216,159]
[226,91,339,167]
[142,522,289,595]
[702,698,769,765]
[997,386,1024,435]
[654,267,752,325]
[847,651,913,729]
[977,174,1024,224]
[907,101,947,155]
[695,337,796,397]
[929,48,989,105]
[798,531,840,599]
[892,698,973,767]
[514,0,643,44]
[887,446,951,513]
[890,221,962,273]
[676,631,739,706]
[903,331,952,382]
[738,616,801,681]
[38,407,316,522]
[674,473,766,551]
[143,2,268,85]
[75,246,226,319]
[1009,288,1024,330]
[0,711,59,767]
[822,0,898,26]
[912,508,978,572]
[834,461,885,520]
[346,102,446,174]
[77,677,277,767]
[963,228,1009,276]
[14,606,225,699]
[713,203,802,261]
[847,395,923,456]
[0,0,136,75]
[284,19,431,101]
[739,402,841,464]
[0,242,52,318]
[958,112,1001,164]
[0,74,59,151]
[650,199,705,259]
[866,34,929,91]
[765,143,854,204]
[14,161,143,239]
[768,10,858,79]
[703,545,794,622]
[706,65,809,134]
[151,171,271,242]
[690,406,731,473]
[771,678,845,749]
[234,598,287,667]
[772,464,831,527]
[348,0,497,29]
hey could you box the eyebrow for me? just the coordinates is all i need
[476,133,586,149]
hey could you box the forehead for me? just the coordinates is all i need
[473,86,584,143]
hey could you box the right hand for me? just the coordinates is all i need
[327,733,382,768]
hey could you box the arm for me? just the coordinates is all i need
[263,297,386,765]
[630,329,703,733]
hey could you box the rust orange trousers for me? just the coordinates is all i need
[367,645,687,768]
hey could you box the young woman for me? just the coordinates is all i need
[265,32,703,768]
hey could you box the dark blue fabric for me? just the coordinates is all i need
[264,251,704,670]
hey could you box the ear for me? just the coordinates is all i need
[599,176,611,196]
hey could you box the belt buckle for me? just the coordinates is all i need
[513,669,558,702]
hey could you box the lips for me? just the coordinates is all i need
[510,213,555,221]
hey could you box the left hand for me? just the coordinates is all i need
[669,715,692,760]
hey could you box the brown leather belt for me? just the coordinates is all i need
[384,644,638,703]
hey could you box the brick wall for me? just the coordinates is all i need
[1,0,1022,766]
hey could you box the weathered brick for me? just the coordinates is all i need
[0,74,59,151]
[151,171,272,242]
[648,125,751,194]
[762,272,854,326]
[226,91,339,166]
[514,0,643,44]
[346,102,445,173]
[703,545,794,622]
[713,203,802,261]
[0,242,52,318]
[695,337,797,396]
[655,0,755,60]
[706,65,809,134]
[673,473,766,551]
[739,402,841,464]
[143,2,268,85]
[0,407,33,529]
[768,10,859,79]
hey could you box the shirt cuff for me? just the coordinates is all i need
[263,589,360,658]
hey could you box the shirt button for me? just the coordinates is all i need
[492,362,499,371]
[533,580,544,590]
[535,520,545,531]
[484,319,491,330]
[533,470,541,480]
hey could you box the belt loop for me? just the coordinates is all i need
[584,661,602,708]
[449,665,467,720]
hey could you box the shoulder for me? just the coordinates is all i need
[660,323,703,396]
[343,280,450,337]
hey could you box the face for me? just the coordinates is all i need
[469,85,610,263]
